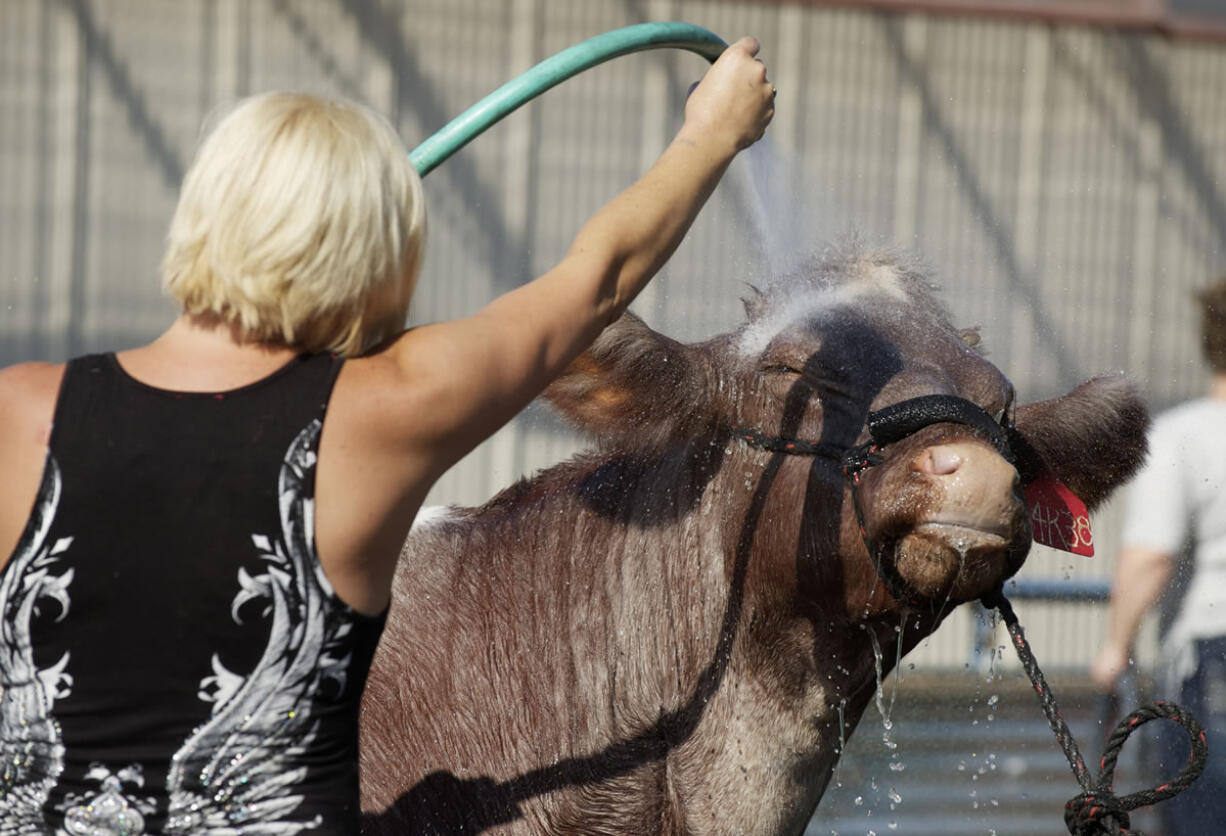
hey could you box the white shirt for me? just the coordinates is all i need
[1122,397,1226,682]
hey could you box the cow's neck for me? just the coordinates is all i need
[708,449,942,821]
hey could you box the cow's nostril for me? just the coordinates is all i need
[919,446,964,476]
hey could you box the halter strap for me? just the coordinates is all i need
[864,394,1013,461]
[735,395,1015,473]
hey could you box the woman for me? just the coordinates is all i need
[0,38,773,833]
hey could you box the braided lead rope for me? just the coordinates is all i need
[981,588,1208,835]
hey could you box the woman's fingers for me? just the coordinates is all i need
[682,35,775,150]
[728,35,760,57]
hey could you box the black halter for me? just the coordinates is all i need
[734,394,1021,607]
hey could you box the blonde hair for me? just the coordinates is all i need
[161,92,426,355]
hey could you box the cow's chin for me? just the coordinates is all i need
[891,523,1018,603]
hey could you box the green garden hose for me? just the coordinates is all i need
[409,22,727,177]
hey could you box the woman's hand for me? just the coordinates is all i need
[682,36,775,152]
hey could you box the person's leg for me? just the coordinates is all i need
[1159,637,1226,836]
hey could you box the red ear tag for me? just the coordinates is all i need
[1024,473,1094,556]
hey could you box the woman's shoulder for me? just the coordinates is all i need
[0,359,65,384]
[327,329,478,476]
[334,328,455,413]
[328,337,442,440]
[0,362,65,567]
[0,361,65,436]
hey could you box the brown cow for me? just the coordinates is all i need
[358,244,1148,835]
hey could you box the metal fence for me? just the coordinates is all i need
[3,0,1226,670]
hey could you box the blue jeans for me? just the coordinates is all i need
[1154,636,1226,836]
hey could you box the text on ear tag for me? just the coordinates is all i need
[1025,473,1094,557]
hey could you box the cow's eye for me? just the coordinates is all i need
[764,363,804,376]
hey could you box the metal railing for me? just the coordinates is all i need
[969,577,1111,670]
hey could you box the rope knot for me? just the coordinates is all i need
[983,590,1208,836]
[1064,792,1130,835]
[840,443,882,482]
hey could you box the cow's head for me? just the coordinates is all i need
[545,245,1148,615]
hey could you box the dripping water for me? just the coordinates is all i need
[884,614,909,774]
[862,624,898,751]
[837,697,847,756]
[862,623,905,829]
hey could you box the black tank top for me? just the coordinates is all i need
[0,352,386,834]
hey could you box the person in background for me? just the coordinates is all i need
[1091,277,1226,836]
[0,39,774,834]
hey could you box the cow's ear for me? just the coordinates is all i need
[544,312,713,448]
[1012,375,1149,511]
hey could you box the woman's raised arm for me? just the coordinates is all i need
[387,37,774,474]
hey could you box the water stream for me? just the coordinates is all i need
[863,624,898,752]
[731,138,832,285]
